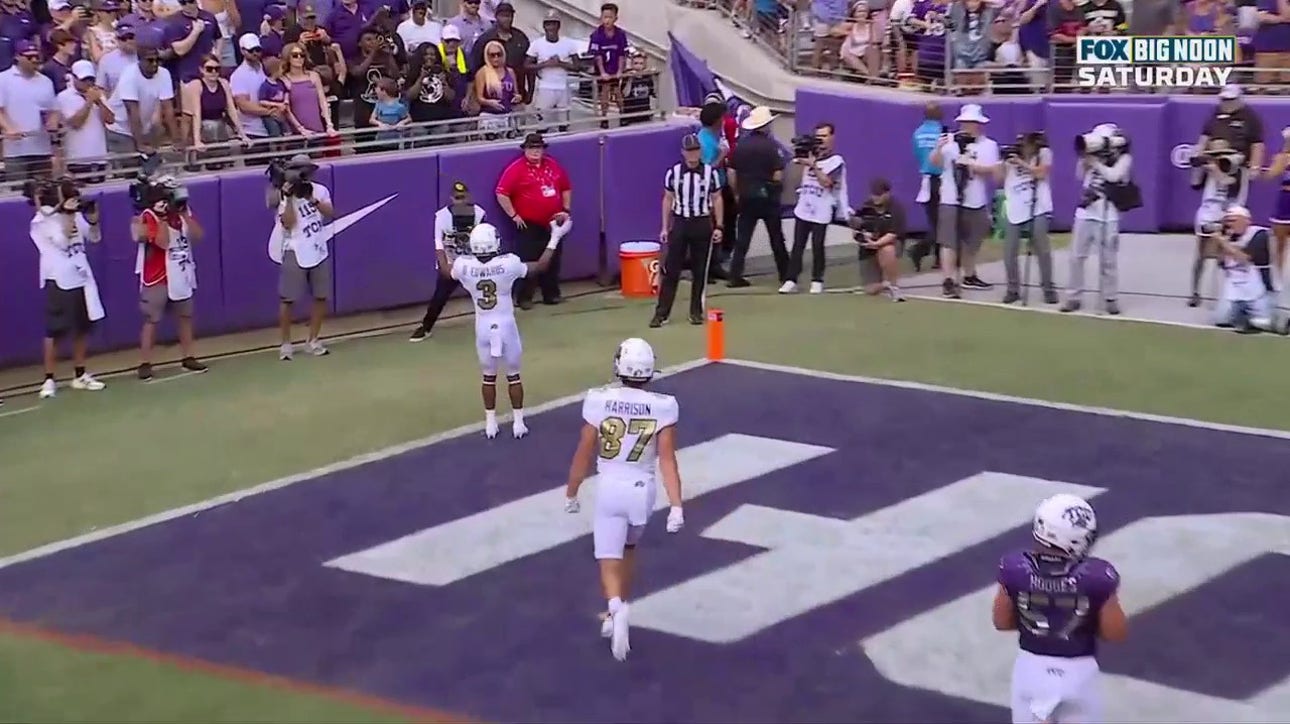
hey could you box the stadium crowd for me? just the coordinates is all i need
[681,0,1290,93]
[0,0,657,180]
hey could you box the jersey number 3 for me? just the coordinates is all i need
[599,417,658,462]
[475,279,498,310]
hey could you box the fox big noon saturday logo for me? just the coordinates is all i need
[1076,35,1236,89]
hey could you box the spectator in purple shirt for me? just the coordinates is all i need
[446,0,487,55]
[908,0,948,87]
[361,0,406,25]
[0,0,40,72]
[259,2,286,56]
[1015,0,1049,78]
[588,2,626,120]
[41,27,76,92]
[1255,0,1290,86]
[164,0,219,81]
[324,0,367,59]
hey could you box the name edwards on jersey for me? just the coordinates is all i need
[463,258,516,279]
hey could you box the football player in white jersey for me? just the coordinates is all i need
[563,338,685,662]
[445,222,559,439]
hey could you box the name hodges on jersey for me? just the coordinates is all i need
[582,386,680,479]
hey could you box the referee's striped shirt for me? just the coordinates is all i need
[664,162,721,218]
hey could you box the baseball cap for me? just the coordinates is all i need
[1224,205,1251,219]
[542,9,560,23]
[521,132,548,149]
[452,181,469,196]
[681,133,701,151]
[116,23,136,38]
[287,153,318,169]
[71,59,96,80]
[265,4,286,20]
[49,0,70,10]
[495,1,514,13]
[14,39,38,56]
[238,32,261,50]
[298,2,318,16]
[1219,83,1242,100]
[441,24,461,40]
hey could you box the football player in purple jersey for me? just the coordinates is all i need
[992,494,1128,724]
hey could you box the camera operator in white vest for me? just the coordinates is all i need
[1211,205,1280,333]
[134,176,208,380]
[27,179,107,400]
[929,103,1000,299]
[409,180,487,341]
[1063,123,1133,316]
[1188,137,1250,308]
[267,154,335,361]
[995,132,1056,305]
[785,121,848,294]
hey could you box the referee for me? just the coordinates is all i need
[649,133,724,328]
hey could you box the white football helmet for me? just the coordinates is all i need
[614,338,656,382]
[1032,494,1098,558]
[468,223,501,256]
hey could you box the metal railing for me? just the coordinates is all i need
[673,0,1290,96]
[0,68,662,196]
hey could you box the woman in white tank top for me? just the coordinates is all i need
[200,0,240,67]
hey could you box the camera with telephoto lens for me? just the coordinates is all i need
[792,134,823,160]
[266,158,314,198]
[1074,129,1130,159]
[1189,147,1246,176]
[22,178,61,208]
[128,154,171,212]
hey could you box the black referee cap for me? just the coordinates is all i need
[681,133,701,151]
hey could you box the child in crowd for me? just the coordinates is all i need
[371,77,411,147]
[258,56,295,137]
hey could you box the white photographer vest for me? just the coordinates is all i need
[1003,148,1054,225]
[272,186,333,268]
[31,210,106,320]
[1221,226,1273,303]
[135,214,197,302]
[793,154,847,224]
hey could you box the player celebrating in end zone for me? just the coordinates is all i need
[446,222,559,439]
[993,494,1129,724]
[563,338,685,662]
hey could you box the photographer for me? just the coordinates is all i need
[409,181,486,342]
[1063,123,1134,316]
[27,178,107,399]
[267,153,335,360]
[929,103,1000,299]
[134,175,208,380]
[995,131,1057,305]
[1188,138,1250,308]
[786,122,847,294]
[726,105,788,288]
[1211,205,1278,333]
[850,178,908,302]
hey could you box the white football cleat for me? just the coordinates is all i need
[512,419,529,439]
[610,604,631,661]
[39,378,57,399]
[484,417,500,439]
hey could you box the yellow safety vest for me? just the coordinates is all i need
[437,43,467,73]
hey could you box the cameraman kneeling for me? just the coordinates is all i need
[996,133,1057,304]
[850,178,907,301]
[29,179,108,399]
[268,154,335,360]
[409,181,486,342]
[135,178,208,380]
[1212,205,1279,333]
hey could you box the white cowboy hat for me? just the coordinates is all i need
[741,105,776,131]
[954,103,989,124]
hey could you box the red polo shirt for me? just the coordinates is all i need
[495,155,571,227]
[722,115,738,151]
[140,210,183,287]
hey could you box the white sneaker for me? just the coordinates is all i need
[600,613,613,639]
[610,603,631,661]
[279,343,294,361]
[71,373,105,391]
[512,419,529,439]
[778,280,798,294]
[809,281,824,294]
[306,339,329,356]
[39,378,57,399]
[485,417,500,439]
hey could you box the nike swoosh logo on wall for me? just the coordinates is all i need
[327,194,398,237]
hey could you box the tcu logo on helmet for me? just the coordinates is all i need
[1063,504,1094,530]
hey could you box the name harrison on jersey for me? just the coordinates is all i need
[604,400,653,416]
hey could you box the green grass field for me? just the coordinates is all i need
[1,266,1288,722]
